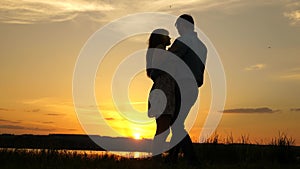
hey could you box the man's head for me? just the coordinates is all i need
[175,14,194,36]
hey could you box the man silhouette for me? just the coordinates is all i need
[168,14,207,166]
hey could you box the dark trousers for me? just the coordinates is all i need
[152,80,199,164]
[168,83,198,163]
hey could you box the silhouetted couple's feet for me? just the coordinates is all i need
[153,152,201,168]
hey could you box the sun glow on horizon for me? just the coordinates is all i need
[133,133,142,140]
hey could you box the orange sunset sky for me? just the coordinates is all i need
[0,0,299,145]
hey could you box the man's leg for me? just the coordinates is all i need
[169,82,199,164]
[170,107,198,165]
[181,134,198,164]
[165,84,181,162]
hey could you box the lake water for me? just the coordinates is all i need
[68,150,152,158]
[1,148,152,159]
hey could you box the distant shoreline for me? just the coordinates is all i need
[0,133,154,152]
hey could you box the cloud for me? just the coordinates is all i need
[0,119,21,124]
[281,73,300,80]
[222,107,279,113]
[284,1,300,26]
[22,97,73,116]
[0,124,54,131]
[22,97,53,105]
[291,108,300,112]
[0,108,13,111]
[45,113,63,116]
[104,117,115,121]
[280,68,300,80]
[284,10,300,25]
[0,0,254,24]
[149,0,247,13]
[40,121,54,124]
[245,64,266,71]
[0,124,25,130]
[25,109,40,113]
[0,0,114,24]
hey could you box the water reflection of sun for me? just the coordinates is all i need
[133,133,141,140]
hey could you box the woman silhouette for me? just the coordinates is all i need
[146,29,176,157]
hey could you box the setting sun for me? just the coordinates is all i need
[134,133,141,140]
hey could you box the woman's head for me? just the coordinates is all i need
[148,29,171,48]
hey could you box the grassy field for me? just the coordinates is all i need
[1,133,299,169]
[0,144,299,169]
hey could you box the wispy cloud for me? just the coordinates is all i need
[291,108,300,112]
[222,107,279,114]
[45,113,63,116]
[0,0,114,24]
[245,64,266,71]
[148,0,246,13]
[0,124,55,131]
[0,119,21,124]
[39,121,54,124]
[0,125,25,130]
[21,97,73,116]
[284,10,300,25]
[0,108,14,112]
[0,0,254,24]
[284,1,300,26]
[280,68,300,80]
[104,117,115,121]
[281,73,300,80]
[25,109,40,113]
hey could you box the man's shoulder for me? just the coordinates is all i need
[172,37,188,48]
[175,36,188,43]
[174,35,207,51]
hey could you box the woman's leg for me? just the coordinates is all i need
[152,115,172,156]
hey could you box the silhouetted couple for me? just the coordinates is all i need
[146,14,207,167]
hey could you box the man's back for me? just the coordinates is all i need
[169,31,207,87]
